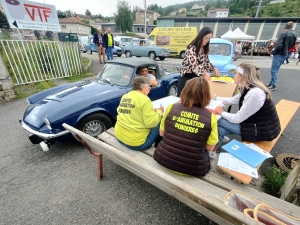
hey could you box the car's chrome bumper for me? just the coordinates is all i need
[158,53,170,57]
[21,120,69,139]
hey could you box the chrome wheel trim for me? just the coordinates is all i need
[83,120,105,137]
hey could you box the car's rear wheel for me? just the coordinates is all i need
[125,51,131,58]
[180,51,185,59]
[117,54,122,57]
[87,50,92,54]
[159,57,165,61]
[167,82,178,97]
[149,51,156,59]
[77,113,112,138]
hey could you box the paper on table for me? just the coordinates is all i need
[245,143,273,158]
[152,96,180,114]
[206,99,225,111]
[218,153,259,178]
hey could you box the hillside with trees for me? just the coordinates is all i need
[147,0,300,18]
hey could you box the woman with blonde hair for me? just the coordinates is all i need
[214,62,281,153]
[153,77,218,176]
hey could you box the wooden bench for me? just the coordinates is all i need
[63,123,300,225]
[218,99,300,185]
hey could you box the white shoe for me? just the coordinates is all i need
[223,136,230,143]
[209,152,217,159]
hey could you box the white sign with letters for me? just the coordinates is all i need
[1,0,61,31]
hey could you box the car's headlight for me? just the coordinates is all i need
[230,69,236,74]
[44,118,52,130]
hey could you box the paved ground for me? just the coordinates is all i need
[1,54,299,225]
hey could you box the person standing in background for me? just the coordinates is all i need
[93,27,106,64]
[267,21,297,90]
[103,28,114,61]
[233,41,242,61]
[177,27,219,97]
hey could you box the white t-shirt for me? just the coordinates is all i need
[217,87,266,124]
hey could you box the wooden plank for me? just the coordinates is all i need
[280,161,300,204]
[219,99,300,185]
[63,123,261,225]
[101,129,300,218]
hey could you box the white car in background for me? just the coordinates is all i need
[79,36,89,53]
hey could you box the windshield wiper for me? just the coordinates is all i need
[102,78,113,85]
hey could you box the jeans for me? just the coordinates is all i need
[284,52,292,63]
[118,123,160,151]
[269,54,285,86]
[217,118,241,147]
[106,46,113,60]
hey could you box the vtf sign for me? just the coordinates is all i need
[0,0,61,31]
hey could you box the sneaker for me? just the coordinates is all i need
[266,84,272,88]
[209,151,217,159]
[268,85,277,91]
[223,136,230,143]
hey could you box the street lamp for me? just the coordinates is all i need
[144,0,146,37]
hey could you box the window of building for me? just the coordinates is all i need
[61,25,66,28]
[78,27,81,31]
[142,28,144,32]
[138,28,140,31]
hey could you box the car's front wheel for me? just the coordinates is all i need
[167,82,178,97]
[180,51,185,59]
[125,51,131,58]
[159,57,165,61]
[149,51,156,60]
[77,113,112,138]
[117,54,122,57]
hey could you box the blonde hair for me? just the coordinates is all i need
[238,62,271,99]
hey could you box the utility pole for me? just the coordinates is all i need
[144,0,147,37]
[255,0,263,18]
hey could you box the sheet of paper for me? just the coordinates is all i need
[206,99,225,110]
[245,143,273,158]
[152,96,180,114]
[217,153,259,178]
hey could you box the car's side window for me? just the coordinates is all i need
[133,40,139,46]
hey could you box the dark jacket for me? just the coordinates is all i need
[93,32,104,46]
[103,33,114,48]
[273,29,297,56]
[154,103,212,176]
[239,88,281,142]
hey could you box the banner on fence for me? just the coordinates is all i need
[0,0,61,32]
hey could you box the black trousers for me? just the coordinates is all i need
[177,73,198,97]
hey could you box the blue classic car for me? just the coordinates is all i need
[20,58,179,151]
[85,36,122,57]
[209,38,237,77]
[122,39,170,61]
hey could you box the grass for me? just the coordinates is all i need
[63,72,95,82]
[262,165,290,198]
[82,57,90,67]
[14,80,56,99]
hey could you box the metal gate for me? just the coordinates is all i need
[0,40,82,85]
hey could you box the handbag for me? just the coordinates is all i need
[224,190,300,225]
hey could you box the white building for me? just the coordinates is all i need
[207,8,229,18]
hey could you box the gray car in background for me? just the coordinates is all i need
[122,39,170,61]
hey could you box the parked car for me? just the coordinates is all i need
[20,58,179,151]
[85,36,122,57]
[122,39,170,61]
[208,38,237,77]
[78,36,89,53]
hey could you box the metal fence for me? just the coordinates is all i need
[0,39,82,85]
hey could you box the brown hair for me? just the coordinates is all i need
[188,27,213,56]
[132,76,150,91]
[180,77,211,108]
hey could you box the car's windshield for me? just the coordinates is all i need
[121,37,132,42]
[97,64,134,87]
[209,44,231,56]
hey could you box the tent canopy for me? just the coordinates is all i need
[221,27,255,40]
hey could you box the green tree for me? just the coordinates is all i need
[93,14,103,19]
[215,0,222,8]
[115,0,133,33]
[85,9,92,16]
[81,19,90,24]
[0,11,9,29]
[57,10,66,18]
[91,26,97,35]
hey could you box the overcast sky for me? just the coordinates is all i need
[33,0,188,17]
